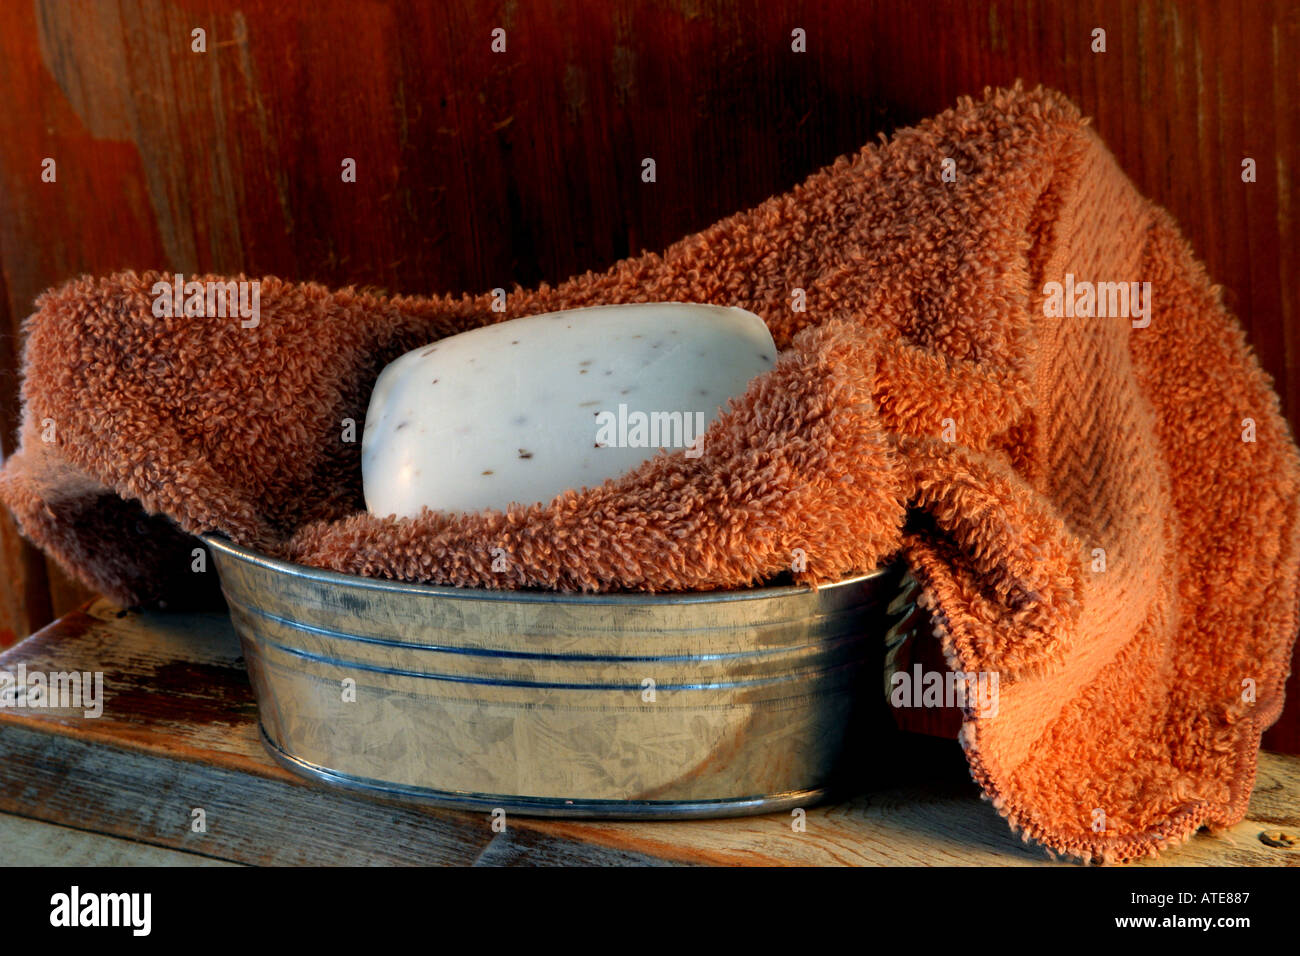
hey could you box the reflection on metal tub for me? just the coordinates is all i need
[204,534,906,819]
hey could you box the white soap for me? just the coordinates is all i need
[362,302,777,517]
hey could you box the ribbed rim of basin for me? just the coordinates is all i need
[201,533,891,607]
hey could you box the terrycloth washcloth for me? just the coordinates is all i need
[2,85,1297,863]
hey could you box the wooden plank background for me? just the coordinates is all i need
[0,0,1296,747]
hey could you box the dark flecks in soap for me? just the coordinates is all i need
[431,378,439,384]
[510,340,519,345]
[580,369,588,374]
[579,401,600,407]
[759,353,771,361]
[395,421,409,430]
[421,346,439,356]
[697,389,709,396]
[579,360,593,366]
[630,334,643,339]
[603,369,613,376]
[518,449,533,459]
[482,469,494,475]
[620,388,633,395]
[512,415,527,425]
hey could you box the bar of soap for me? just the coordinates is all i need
[362,302,777,517]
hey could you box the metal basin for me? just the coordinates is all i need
[204,534,906,819]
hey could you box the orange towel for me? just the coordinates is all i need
[2,85,1297,863]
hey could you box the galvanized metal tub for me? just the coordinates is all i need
[204,534,906,819]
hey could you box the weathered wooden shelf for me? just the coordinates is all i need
[0,599,1295,866]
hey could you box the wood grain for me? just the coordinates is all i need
[0,0,1296,743]
[0,598,1294,866]
[0,811,242,866]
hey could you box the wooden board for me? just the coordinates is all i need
[0,599,1295,867]
[0,812,241,867]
